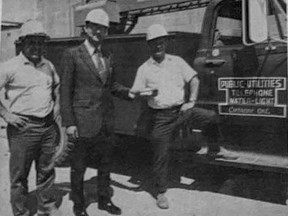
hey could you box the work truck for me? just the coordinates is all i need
[24,0,287,187]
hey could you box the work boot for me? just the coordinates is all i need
[73,205,89,216]
[37,208,62,216]
[156,193,169,209]
[98,196,122,215]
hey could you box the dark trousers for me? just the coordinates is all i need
[70,129,113,211]
[7,114,59,216]
[149,106,218,193]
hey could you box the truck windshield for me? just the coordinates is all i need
[128,7,206,34]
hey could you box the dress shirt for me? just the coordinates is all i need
[84,40,107,83]
[131,54,197,109]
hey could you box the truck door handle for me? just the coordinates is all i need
[205,59,226,67]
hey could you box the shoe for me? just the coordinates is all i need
[207,149,238,160]
[73,209,89,216]
[38,213,62,216]
[98,196,122,215]
[156,193,169,209]
[37,209,62,216]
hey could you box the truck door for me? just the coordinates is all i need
[194,0,288,159]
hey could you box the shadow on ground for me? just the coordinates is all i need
[110,135,288,205]
[26,183,70,216]
[26,134,288,214]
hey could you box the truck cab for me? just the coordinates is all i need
[193,0,287,171]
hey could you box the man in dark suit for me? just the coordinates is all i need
[60,9,129,216]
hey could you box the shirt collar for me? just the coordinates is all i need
[84,39,101,56]
[19,52,45,67]
[149,54,171,66]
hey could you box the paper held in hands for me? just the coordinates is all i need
[134,88,158,97]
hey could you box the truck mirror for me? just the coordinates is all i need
[243,0,268,44]
[242,0,268,45]
[249,0,268,42]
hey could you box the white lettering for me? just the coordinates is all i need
[257,108,271,115]
[228,106,255,114]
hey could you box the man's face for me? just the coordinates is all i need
[22,36,46,65]
[148,37,167,63]
[85,22,108,47]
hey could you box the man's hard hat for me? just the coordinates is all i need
[146,24,168,41]
[19,20,48,39]
[85,9,109,28]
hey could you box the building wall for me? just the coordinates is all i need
[1,0,38,23]
[0,0,82,63]
[1,0,38,62]
[0,29,20,62]
[37,0,82,38]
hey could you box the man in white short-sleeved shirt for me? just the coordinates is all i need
[129,24,231,210]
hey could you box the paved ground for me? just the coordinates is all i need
[1,129,288,216]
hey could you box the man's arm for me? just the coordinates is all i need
[188,75,199,104]
[180,76,199,112]
[48,61,60,120]
[179,55,199,112]
[110,72,131,100]
[53,84,60,119]
[108,54,132,100]
[0,64,28,128]
[0,99,29,128]
[60,50,76,126]
[60,50,78,139]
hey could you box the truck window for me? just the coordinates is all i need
[267,12,287,42]
[213,1,259,77]
[214,1,242,46]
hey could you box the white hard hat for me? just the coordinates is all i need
[146,24,168,41]
[85,8,109,28]
[19,20,48,38]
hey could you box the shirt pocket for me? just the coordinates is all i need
[145,73,160,89]
[170,70,184,87]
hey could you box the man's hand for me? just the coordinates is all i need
[66,126,79,141]
[128,88,158,99]
[180,101,196,113]
[128,90,136,99]
[3,112,29,129]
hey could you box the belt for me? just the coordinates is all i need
[149,104,182,112]
[14,112,54,123]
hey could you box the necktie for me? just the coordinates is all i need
[93,51,107,83]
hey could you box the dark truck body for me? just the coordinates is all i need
[31,0,287,172]
[42,32,201,135]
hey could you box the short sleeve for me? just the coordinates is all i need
[0,63,11,90]
[179,57,197,82]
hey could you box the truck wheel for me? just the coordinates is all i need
[54,115,73,167]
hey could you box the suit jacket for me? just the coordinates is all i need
[60,43,129,138]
